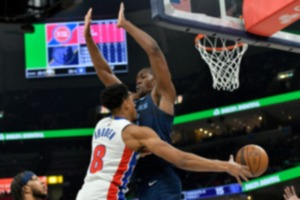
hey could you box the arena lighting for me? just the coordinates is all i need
[277,70,294,81]
[0,111,4,118]
[175,95,183,105]
[47,175,64,185]
[96,106,110,114]
[0,90,300,141]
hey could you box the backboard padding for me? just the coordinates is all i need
[151,0,300,53]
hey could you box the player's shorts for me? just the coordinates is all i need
[132,167,182,200]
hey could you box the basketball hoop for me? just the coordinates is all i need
[195,34,248,91]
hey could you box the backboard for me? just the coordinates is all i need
[151,0,300,53]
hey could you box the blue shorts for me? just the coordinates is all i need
[133,167,182,200]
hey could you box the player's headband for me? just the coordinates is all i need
[20,171,35,186]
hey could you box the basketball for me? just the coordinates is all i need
[236,144,269,177]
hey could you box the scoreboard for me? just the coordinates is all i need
[25,19,128,78]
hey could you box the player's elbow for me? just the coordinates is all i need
[147,41,161,55]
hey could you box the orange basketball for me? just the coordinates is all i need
[236,144,269,177]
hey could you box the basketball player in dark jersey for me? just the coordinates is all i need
[84,3,180,199]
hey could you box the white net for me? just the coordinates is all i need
[195,34,248,91]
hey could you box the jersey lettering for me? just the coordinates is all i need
[90,145,106,174]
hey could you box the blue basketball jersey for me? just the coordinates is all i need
[134,94,174,174]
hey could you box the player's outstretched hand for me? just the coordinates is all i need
[284,186,299,200]
[84,8,93,37]
[117,2,127,28]
[226,155,251,185]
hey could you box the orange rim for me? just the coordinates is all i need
[195,34,246,52]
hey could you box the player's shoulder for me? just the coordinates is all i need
[123,125,154,139]
[122,124,143,137]
[95,117,130,130]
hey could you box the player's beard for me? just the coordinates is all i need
[32,187,47,199]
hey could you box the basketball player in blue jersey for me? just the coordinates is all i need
[84,3,181,199]
[76,83,251,200]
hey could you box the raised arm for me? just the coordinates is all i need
[117,3,176,110]
[84,8,121,86]
[123,125,251,185]
[284,186,299,200]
